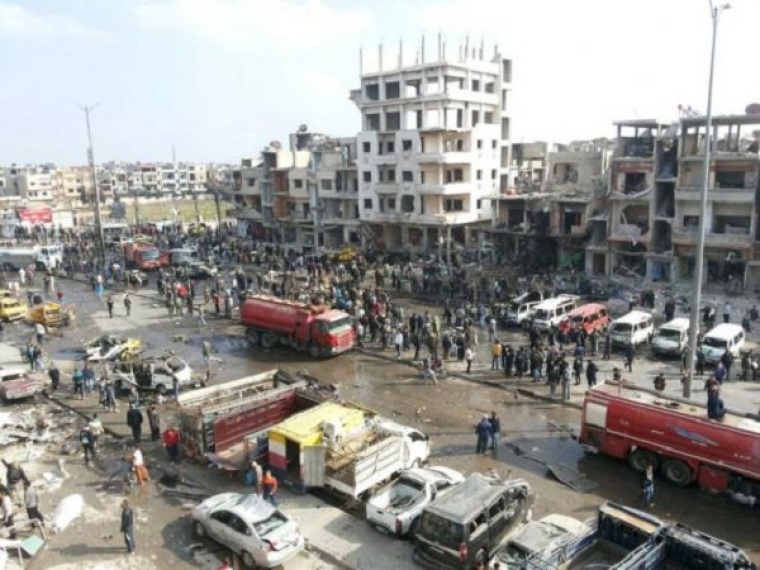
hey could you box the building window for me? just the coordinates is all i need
[472,111,480,126]
[320,179,333,191]
[362,142,371,153]
[472,79,480,92]
[402,140,413,151]
[363,171,372,183]
[387,198,396,209]
[246,178,256,187]
[492,140,497,149]
[294,179,304,189]
[484,111,494,124]
[477,140,483,150]
[444,199,464,212]
[364,199,373,209]
[387,170,396,182]
[386,141,395,153]
[476,170,482,180]
[491,169,497,179]
[402,171,413,182]
[477,199,482,209]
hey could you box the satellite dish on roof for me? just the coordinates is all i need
[746,103,760,115]
[270,140,282,150]
[298,124,309,133]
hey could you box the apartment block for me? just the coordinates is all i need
[351,36,512,255]
[496,140,612,269]
[586,113,760,292]
[18,165,57,202]
[57,166,96,203]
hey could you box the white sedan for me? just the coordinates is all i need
[192,493,304,569]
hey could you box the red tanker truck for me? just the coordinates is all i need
[579,382,760,505]
[123,241,168,270]
[240,295,355,358]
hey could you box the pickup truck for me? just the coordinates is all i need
[110,355,194,396]
[490,514,591,569]
[366,466,464,537]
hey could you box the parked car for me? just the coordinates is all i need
[414,475,534,570]
[0,298,28,322]
[81,335,142,362]
[489,514,591,569]
[185,262,218,279]
[127,270,149,287]
[192,492,305,569]
[0,367,44,401]
[110,355,194,395]
[366,466,465,537]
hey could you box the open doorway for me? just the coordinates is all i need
[285,439,300,480]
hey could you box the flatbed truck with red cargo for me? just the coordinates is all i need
[579,382,760,505]
[240,295,355,358]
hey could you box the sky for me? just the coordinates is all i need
[1,0,759,165]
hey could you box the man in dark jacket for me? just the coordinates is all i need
[3,460,29,505]
[475,415,493,455]
[488,411,501,452]
[586,360,598,388]
[625,343,635,373]
[48,362,61,391]
[121,499,135,553]
[126,404,144,444]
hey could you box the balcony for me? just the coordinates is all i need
[228,207,262,220]
[675,185,755,203]
[373,154,398,165]
[417,151,471,164]
[672,226,751,248]
[374,183,398,195]
[418,182,471,195]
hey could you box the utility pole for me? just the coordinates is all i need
[78,103,106,268]
[684,1,731,398]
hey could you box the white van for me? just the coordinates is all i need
[608,310,654,347]
[504,291,545,327]
[702,323,745,364]
[531,295,580,331]
[651,317,691,356]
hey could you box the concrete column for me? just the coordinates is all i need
[421,226,429,252]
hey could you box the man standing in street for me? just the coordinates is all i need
[475,415,493,455]
[126,404,144,444]
[723,301,732,324]
[625,343,635,373]
[261,470,279,506]
[147,404,161,442]
[123,292,132,317]
[106,294,114,318]
[488,411,501,452]
[120,499,135,554]
[491,340,502,371]
[48,362,60,391]
[162,425,181,463]
[80,423,97,466]
[202,339,212,365]
[465,346,474,374]
[586,359,598,388]
[3,461,28,506]
[24,481,43,524]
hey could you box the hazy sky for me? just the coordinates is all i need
[1,0,758,165]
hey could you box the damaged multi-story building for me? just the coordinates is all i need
[350,36,512,255]
[493,139,612,270]
[229,128,360,250]
[587,112,760,292]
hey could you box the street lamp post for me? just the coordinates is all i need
[684,1,731,398]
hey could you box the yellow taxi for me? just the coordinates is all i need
[0,298,28,322]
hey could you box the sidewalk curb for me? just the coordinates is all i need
[354,348,584,410]
[304,543,355,570]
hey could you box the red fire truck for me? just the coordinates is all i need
[579,382,760,503]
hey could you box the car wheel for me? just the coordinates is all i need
[261,333,276,349]
[241,550,256,569]
[309,344,320,359]
[663,459,692,486]
[629,449,658,472]
[193,521,206,538]
[246,329,260,347]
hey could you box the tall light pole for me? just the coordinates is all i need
[684,1,731,398]
[77,103,107,268]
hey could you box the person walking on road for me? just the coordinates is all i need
[465,346,474,374]
[491,340,502,371]
[196,303,207,327]
[162,426,181,463]
[120,499,135,554]
[475,415,493,455]
[624,343,635,373]
[106,294,114,318]
[126,404,143,444]
[202,339,212,364]
[147,404,161,442]
[48,362,60,391]
[123,292,132,317]
[261,470,279,506]
[24,481,43,524]
[130,445,149,486]
[723,301,732,324]
[80,424,97,466]
[586,359,598,388]
[640,464,655,508]
[488,411,501,452]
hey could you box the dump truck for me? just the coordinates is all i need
[579,382,760,504]
[0,245,63,271]
[240,295,355,358]
[177,369,335,469]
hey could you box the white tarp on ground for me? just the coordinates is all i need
[51,494,84,534]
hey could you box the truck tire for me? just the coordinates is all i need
[663,459,693,486]
[629,449,658,472]
[309,345,320,359]
[261,333,276,349]
[246,329,260,347]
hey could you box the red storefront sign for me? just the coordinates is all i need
[18,207,53,224]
